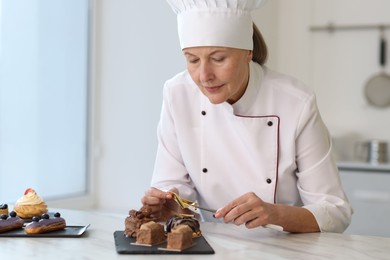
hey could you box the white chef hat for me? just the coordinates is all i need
[166,0,267,50]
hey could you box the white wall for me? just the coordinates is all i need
[93,0,390,213]
[93,0,184,212]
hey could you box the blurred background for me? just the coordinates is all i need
[0,0,389,237]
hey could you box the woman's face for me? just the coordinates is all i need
[183,46,252,104]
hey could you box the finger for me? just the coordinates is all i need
[141,204,162,214]
[233,209,259,226]
[145,187,173,199]
[224,204,253,224]
[214,200,240,219]
[214,195,250,220]
[245,217,262,229]
[141,195,165,206]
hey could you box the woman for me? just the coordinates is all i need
[141,0,352,233]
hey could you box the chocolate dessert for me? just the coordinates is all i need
[167,224,193,250]
[124,206,157,237]
[136,221,166,245]
[166,215,201,237]
[0,211,24,233]
[24,212,66,234]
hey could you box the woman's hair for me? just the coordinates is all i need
[252,23,268,65]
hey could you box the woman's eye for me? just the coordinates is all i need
[212,57,225,62]
[188,59,199,64]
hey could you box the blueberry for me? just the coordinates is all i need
[41,213,50,219]
[9,211,17,218]
[0,214,7,220]
[32,216,40,222]
[54,212,61,218]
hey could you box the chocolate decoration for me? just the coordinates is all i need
[166,215,200,234]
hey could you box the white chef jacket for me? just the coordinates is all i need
[151,61,352,233]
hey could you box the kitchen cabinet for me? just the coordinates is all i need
[338,162,390,237]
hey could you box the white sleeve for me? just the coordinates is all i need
[296,95,353,232]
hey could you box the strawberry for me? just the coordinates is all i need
[24,188,33,195]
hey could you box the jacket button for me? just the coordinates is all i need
[201,111,206,116]
[266,178,272,184]
[267,121,273,126]
[202,168,208,173]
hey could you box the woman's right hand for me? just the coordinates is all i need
[141,187,181,221]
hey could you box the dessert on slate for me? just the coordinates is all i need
[167,224,193,250]
[124,207,202,251]
[0,211,24,233]
[14,188,48,219]
[124,206,157,238]
[0,204,9,216]
[166,214,201,238]
[24,212,66,234]
[136,221,166,245]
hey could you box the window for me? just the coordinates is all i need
[0,0,90,204]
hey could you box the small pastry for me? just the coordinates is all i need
[0,204,9,215]
[25,212,66,234]
[167,224,193,250]
[136,221,166,245]
[166,214,201,237]
[124,206,157,238]
[14,188,48,218]
[0,211,24,233]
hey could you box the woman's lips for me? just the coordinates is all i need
[205,85,223,93]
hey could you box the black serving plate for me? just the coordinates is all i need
[113,231,214,254]
[0,224,90,237]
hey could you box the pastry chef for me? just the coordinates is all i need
[141,0,353,233]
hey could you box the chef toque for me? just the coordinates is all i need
[166,0,267,50]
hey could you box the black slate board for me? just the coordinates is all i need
[113,231,215,254]
[0,224,90,237]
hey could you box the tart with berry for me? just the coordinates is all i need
[13,188,48,219]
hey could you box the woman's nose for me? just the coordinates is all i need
[199,62,214,84]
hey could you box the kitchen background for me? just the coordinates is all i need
[1,0,389,237]
[91,0,390,236]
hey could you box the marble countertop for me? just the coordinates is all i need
[1,208,390,259]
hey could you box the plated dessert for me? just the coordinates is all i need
[136,221,166,245]
[0,211,24,233]
[124,206,157,238]
[167,224,193,250]
[25,212,66,234]
[0,204,9,215]
[14,188,48,219]
[166,214,201,238]
[124,206,201,251]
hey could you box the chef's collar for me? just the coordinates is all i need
[232,61,263,115]
[166,0,267,50]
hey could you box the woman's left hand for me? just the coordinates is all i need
[213,192,276,229]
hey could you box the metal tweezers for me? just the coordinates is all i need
[170,191,217,213]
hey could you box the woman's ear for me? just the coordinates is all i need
[247,50,253,62]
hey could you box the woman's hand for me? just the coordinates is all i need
[141,187,193,222]
[214,192,276,229]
